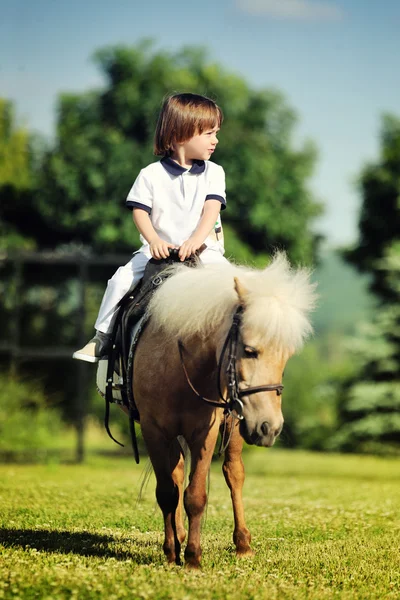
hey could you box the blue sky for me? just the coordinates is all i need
[2,0,400,246]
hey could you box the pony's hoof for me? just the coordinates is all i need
[163,545,181,566]
[166,557,182,567]
[236,548,255,558]
[184,547,201,569]
[185,559,201,569]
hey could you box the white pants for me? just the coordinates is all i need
[95,248,228,333]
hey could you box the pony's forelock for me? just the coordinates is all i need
[147,252,317,353]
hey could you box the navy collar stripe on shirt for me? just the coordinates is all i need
[161,156,205,175]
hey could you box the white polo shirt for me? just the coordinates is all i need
[126,157,226,257]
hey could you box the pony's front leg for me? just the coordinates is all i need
[184,421,220,569]
[222,420,253,556]
[142,429,183,565]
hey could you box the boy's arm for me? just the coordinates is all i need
[133,209,175,259]
[178,200,221,261]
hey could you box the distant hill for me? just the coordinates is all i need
[312,249,376,335]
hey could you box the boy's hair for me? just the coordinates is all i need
[154,93,223,156]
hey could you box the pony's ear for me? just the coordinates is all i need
[234,277,249,306]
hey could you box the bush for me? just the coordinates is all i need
[0,373,64,461]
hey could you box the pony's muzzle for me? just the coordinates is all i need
[240,419,283,447]
[261,421,283,438]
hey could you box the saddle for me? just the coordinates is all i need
[96,249,201,461]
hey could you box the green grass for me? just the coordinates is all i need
[1,449,399,599]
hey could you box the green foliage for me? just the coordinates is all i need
[0,99,31,189]
[1,451,399,598]
[281,336,357,451]
[31,41,321,263]
[0,374,64,461]
[346,382,400,412]
[312,248,376,335]
[330,302,400,454]
[0,98,37,251]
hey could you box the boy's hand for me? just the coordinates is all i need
[178,236,204,261]
[149,237,176,259]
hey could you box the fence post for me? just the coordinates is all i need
[10,257,23,377]
[74,258,89,463]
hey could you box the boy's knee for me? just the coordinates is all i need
[110,266,133,286]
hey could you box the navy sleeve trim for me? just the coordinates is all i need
[126,201,152,214]
[205,194,226,209]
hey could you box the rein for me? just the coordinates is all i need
[178,306,284,421]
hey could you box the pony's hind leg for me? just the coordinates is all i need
[222,420,253,556]
[142,429,184,565]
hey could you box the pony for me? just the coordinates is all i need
[132,252,317,568]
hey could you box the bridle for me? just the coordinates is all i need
[178,305,284,421]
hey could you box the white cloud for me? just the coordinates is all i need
[236,0,344,22]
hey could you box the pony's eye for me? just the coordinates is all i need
[244,346,258,359]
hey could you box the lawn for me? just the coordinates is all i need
[0,449,399,599]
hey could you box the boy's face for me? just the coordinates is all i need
[179,126,220,161]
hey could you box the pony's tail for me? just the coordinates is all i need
[136,459,154,506]
[177,435,191,496]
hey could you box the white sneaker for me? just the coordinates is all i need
[72,333,111,363]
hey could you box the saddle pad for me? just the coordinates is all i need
[96,317,143,404]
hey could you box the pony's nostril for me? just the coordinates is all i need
[261,421,270,436]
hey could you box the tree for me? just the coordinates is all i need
[332,116,400,453]
[30,41,321,264]
[345,114,400,299]
[0,98,36,251]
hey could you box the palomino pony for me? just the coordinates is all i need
[133,252,316,568]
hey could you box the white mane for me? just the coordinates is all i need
[147,252,317,353]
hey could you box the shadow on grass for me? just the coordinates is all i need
[0,528,158,564]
